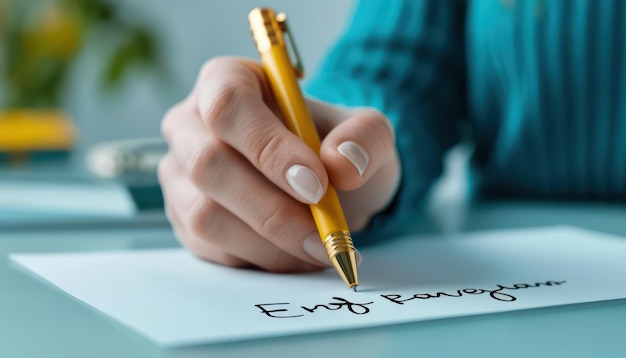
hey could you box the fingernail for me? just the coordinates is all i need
[337,141,369,176]
[286,164,323,204]
[303,233,331,266]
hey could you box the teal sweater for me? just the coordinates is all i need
[306,0,626,243]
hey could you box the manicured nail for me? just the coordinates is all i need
[286,164,323,204]
[303,233,331,266]
[337,141,369,176]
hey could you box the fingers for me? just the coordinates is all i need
[161,97,332,270]
[195,58,328,205]
[158,153,325,273]
[160,57,400,273]
[310,102,401,231]
[317,106,396,191]
[158,154,248,269]
[159,57,338,273]
[162,100,330,269]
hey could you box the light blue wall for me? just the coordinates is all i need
[65,0,354,161]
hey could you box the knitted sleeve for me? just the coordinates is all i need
[306,0,468,244]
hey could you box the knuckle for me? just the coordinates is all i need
[359,106,385,121]
[166,206,187,245]
[360,108,395,150]
[257,200,290,240]
[199,57,228,80]
[164,205,177,225]
[203,82,240,126]
[157,154,176,184]
[255,129,289,173]
[188,140,227,186]
[161,102,186,141]
[199,59,215,80]
[201,83,256,138]
[188,197,218,238]
[199,80,255,134]
[165,206,187,243]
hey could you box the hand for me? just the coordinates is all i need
[158,57,400,273]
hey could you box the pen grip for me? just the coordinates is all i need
[260,47,350,240]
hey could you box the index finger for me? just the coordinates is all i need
[195,57,329,204]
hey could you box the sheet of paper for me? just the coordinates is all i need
[10,226,626,347]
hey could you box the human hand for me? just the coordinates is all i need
[158,57,400,273]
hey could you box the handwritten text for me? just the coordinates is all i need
[254,280,567,318]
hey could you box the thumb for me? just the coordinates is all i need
[317,107,396,191]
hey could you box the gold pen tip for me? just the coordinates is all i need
[329,251,359,290]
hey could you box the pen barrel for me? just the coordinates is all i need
[260,44,352,248]
[261,47,321,152]
[309,187,349,241]
[250,7,358,287]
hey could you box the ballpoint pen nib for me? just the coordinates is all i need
[353,285,357,292]
[330,251,359,290]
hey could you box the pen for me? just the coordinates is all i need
[248,7,359,290]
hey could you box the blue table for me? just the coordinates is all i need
[1,202,625,357]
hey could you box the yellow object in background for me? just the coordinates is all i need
[21,6,82,62]
[0,110,77,152]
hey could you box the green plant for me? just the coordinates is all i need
[0,0,162,108]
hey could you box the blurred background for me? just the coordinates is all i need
[3,0,623,244]
[0,0,353,221]
[1,0,352,167]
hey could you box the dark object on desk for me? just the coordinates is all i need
[126,183,163,211]
[0,150,70,165]
[87,138,166,211]
[87,138,165,179]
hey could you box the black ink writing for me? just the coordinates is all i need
[255,303,304,318]
[254,280,567,318]
[381,280,567,304]
[255,297,373,318]
[301,297,373,315]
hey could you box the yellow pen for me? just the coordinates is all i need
[248,7,359,290]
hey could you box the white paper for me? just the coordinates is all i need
[10,226,626,347]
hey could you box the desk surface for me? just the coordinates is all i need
[1,202,626,358]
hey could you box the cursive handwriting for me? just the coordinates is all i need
[255,297,374,318]
[254,280,566,318]
[380,280,567,304]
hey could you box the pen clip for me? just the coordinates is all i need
[276,12,304,78]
